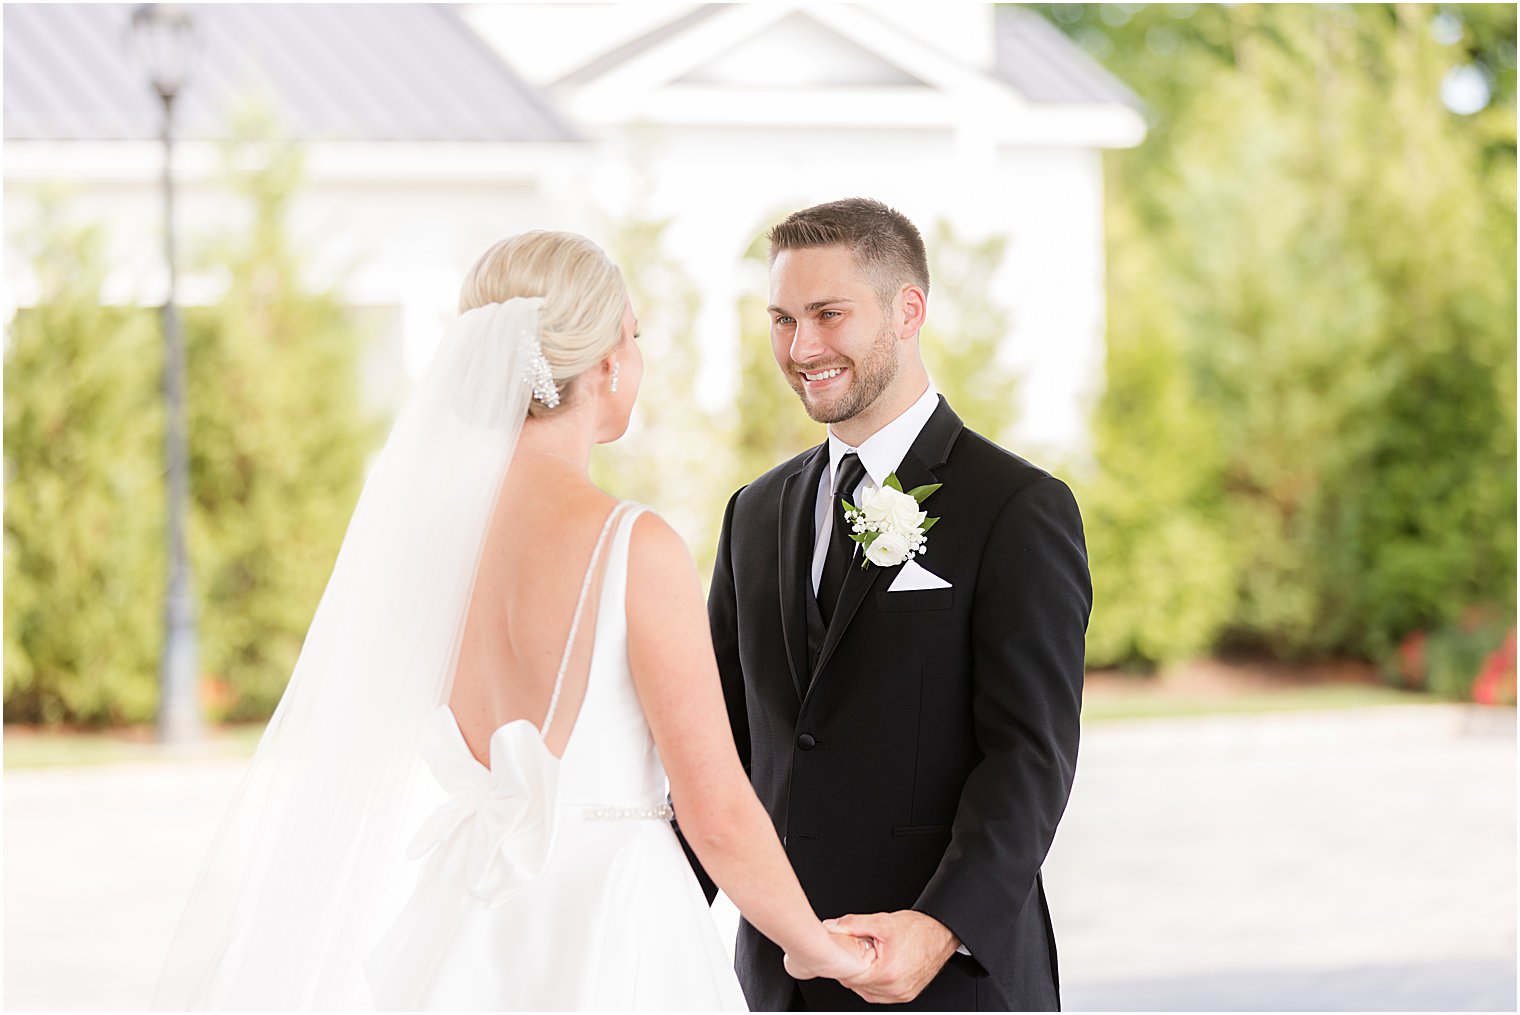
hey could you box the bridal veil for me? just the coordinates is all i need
[154,297,543,1009]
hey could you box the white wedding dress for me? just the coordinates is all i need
[363,502,747,1011]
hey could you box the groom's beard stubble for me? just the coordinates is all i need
[788,323,899,426]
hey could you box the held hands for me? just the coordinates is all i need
[781,910,958,1002]
[822,910,960,1005]
[783,929,876,983]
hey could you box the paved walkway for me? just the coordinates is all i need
[5,705,1514,1011]
[1045,705,1516,1011]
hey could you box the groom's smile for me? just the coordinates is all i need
[799,364,849,389]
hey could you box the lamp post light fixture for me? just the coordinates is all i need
[130,3,202,745]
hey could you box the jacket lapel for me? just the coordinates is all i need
[778,446,828,700]
[808,398,964,690]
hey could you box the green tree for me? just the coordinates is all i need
[1302,6,1517,657]
[184,124,376,720]
[1041,4,1516,665]
[4,216,166,724]
[4,123,376,726]
[1078,201,1240,667]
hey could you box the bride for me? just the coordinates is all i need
[154,231,873,1009]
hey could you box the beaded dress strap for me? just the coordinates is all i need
[540,502,628,740]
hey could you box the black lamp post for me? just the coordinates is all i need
[130,4,201,745]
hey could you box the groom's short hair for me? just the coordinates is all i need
[767,198,930,305]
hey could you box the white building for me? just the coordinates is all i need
[4,2,1143,455]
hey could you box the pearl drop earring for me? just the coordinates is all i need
[609,361,620,394]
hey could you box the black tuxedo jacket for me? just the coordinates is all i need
[688,397,1092,1011]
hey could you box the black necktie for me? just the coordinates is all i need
[817,452,867,625]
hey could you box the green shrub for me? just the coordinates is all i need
[4,128,375,725]
[180,131,375,721]
[1069,4,1516,667]
[4,219,166,724]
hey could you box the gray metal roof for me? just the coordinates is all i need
[3,3,579,142]
[992,6,1142,109]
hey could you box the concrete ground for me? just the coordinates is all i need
[1044,705,1516,1012]
[5,705,1515,1011]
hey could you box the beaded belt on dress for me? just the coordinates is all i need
[579,803,675,821]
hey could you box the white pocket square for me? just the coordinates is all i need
[887,559,952,592]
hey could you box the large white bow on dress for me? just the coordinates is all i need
[406,709,562,905]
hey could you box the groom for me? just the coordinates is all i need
[689,198,1091,1010]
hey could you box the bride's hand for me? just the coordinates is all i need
[783,929,876,982]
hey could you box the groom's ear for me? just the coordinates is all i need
[896,283,927,341]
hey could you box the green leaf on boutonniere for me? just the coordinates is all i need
[921,516,940,534]
[884,473,904,493]
[841,499,857,513]
[906,483,941,503]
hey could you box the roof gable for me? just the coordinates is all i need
[551,2,1139,108]
[3,3,578,143]
[553,4,986,100]
[676,12,928,89]
[538,3,1144,145]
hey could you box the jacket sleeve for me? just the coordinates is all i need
[674,486,749,904]
[913,476,1091,973]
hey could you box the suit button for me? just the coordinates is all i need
[797,733,816,750]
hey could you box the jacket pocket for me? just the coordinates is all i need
[875,587,954,613]
[891,823,952,837]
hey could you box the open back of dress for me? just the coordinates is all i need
[446,496,628,767]
[364,502,746,1011]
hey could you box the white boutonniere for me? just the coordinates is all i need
[842,473,941,569]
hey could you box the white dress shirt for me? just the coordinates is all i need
[810,383,941,594]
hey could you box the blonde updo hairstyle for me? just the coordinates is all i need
[458,231,627,418]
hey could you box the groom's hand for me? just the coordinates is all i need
[824,910,959,1005]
